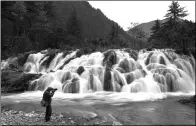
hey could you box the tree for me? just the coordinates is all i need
[163,1,189,51]
[109,22,116,43]
[109,21,120,46]
[151,19,160,35]
[149,19,163,48]
[165,1,189,22]
[148,1,193,51]
[66,9,81,39]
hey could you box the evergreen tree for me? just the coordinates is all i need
[151,19,160,35]
[114,23,119,37]
[66,9,81,39]
[109,21,120,46]
[109,22,116,43]
[163,1,189,50]
[165,1,189,22]
[149,19,162,48]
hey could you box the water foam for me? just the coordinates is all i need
[1,49,195,96]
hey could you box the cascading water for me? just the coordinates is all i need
[2,49,195,96]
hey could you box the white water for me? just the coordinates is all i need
[1,91,195,104]
[1,49,195,101]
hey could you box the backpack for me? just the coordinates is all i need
[41,99,46,107]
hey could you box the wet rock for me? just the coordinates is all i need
[116,67,125,73]
[2,51,34,71]
[114,82,121,92]
[140,69,147,77]
[41,50,58,68]
[103,69,113,91]
[76,47,96,58]
[113,71,124,86]
[146,48,152,51]
[77,66,85,75]
[191,95,196,103]
[59,57,75,70]
[103,50,117,68]
[62,80,72,93]
[28,80,38,91]
[163,51,172,62]
[153,73,162,84]
[118,58,130,73]
[135,62,142,70]
[179,95,196,106]
[145,52,154,65]
[1,70,42,93]
[72,77,79,83]
[165,73,174,92]
[146,63,166,71]
[124,73,134,84]
[50,70,55,72]
[89,74,94,90]
[62,77,80,93]
[123,48,138,61]
[61,71,72,83]
[158,83,166,92]
[159,56,166,65]
[17,51,35,67]
[64,79,80,93]
[36,74,55,91]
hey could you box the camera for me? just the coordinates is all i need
[53,88,57,91]
[50,88,57,93]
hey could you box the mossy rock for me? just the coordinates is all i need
[1,70,41,93]
[103,50,117,68]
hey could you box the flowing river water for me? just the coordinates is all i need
[1,49,195,124]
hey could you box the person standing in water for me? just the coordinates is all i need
[41,87,57,122]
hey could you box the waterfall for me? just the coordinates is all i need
[2,49,195,94]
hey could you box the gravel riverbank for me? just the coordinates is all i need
[1,109,108,125]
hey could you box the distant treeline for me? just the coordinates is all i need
[1,1,142,60]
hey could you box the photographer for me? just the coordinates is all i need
[41,87,57,122]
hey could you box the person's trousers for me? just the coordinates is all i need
[45,105,52,121]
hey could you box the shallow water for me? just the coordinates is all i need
[1,91,195,125]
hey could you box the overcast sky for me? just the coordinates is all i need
[89,1,195,31]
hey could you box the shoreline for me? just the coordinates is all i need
[1,94,195,125]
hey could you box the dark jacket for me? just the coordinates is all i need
[41,87,55,106]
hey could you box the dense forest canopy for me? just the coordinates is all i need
[148,1,195,53]
[1,1,141,59]
[1,1,195,60]
[128,1,195,54]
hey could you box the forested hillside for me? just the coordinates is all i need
[127,19,167,38]
[127,1,195,54]
[1,1,140,59]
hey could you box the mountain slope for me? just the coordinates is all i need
[127,19,167,38]
[1,1,139,60]
[53,1,136,41]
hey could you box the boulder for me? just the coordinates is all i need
[145,52,154,65]
[103,68,113,91]
[1,70,41,93]
[118,58,130,73]
[77,66,85,75]
[103,50,117,68]
[124,73,134,84]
